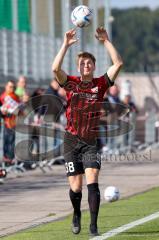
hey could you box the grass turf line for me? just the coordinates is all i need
[2,187,159,240]
[111,218,159,240]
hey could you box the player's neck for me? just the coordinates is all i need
[80,75,93,82]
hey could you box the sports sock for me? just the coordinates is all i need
[87,183,100,227]
[69,189,82,216]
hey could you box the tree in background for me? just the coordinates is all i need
[111,7,159,72]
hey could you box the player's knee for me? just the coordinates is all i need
[85,168,99,184]
[70,185,82,193]
[70,180,82,192]
[68,175,82,192]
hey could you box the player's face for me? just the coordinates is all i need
[78,57,95,77]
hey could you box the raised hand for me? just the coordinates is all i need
[64,28,78,47]
[95,27,109,42]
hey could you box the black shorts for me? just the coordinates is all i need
[63,131,101,177]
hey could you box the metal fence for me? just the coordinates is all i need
[0,30,54,82]
[0,29,109,85]
[0,118,65,174]
[1,111,159,176]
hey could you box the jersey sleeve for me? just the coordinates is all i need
[98,73,114,93]
[103,73,114,88]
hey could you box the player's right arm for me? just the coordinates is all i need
[52,29,78,85]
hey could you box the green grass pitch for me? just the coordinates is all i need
[2,187,159,240]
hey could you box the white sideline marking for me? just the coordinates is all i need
[91,211,159,240]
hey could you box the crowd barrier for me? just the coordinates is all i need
[0,111,159,179]
[0,119,65,177]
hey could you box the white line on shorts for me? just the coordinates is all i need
[91,211,159,240]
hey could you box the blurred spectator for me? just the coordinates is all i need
[41,79,64,124]
[122,94,137,114]
[39,80,65,158]
[58,87,67,127]
[144,97,158,114]
[107,85,120,104]
[0,80,20,164]
[40,79,63,121]
[58,87,66,103]
[101,85,121,153]
[122,94,138,146]
[22,92,30,104]
[120,80,132,101]
[29,88,45,155]
[15,75,27,100]
[45,79,59,96]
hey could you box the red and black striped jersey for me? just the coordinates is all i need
[63,74,113,142]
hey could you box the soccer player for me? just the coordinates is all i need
[52,27,123,236]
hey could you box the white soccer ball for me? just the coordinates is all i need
[104,186,120,202]
[71,5,93,28]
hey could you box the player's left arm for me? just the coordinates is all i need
[95,27,123,82]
